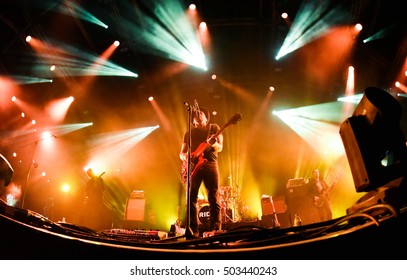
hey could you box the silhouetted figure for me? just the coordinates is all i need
[307,169,337,222]
[0,153,14,205]
[83,168,109,230]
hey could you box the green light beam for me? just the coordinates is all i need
[362,22,400,43]
[8,75,53,85]
[31,39,138,78]
[126,0,207,70]
[273,102,346,124]
[276,0,348,60]
[88,125,160,164]
[35,0,108,29]
[337,93,363,104]
[273,103,345,158]
[59,0,109,29]
[44,123,94,136]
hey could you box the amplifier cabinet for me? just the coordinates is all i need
[286,184,318,225]
[124,198,145,221]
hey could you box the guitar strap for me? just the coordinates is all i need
[207,124,213,139]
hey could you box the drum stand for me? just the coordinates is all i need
[221,207,234,223]
[220,187,236,224]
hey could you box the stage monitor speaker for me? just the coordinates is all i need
[273,195,290,228]
[260,195,290,228]
[261,194,283,228]
[261,195,276,216]
[124,198,145,221]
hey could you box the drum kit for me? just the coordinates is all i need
[197,185,241,226]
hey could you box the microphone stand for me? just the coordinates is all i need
[162,104,195,242]
[21,140,39,209]
[21,134,56,209]
[183,104,194,239]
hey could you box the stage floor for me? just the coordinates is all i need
[2,196,407,259]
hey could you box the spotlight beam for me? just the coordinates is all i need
[276,1,349,60]
[29,38,138,78]
[125,0,207,70]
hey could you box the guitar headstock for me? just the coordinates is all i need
[217,113,242,134]
[228,113,242,126]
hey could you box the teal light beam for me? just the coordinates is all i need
[362,22,401,43]
[34,0,108,29]
[126,0,207,70]
[7,75,53,85]
[31,39,138,78]
[272,102,345,158]
[88,125,160,163]
[276,0,349,60]
[44,122,94,136]
[337,93,363,104]
[59,0,109,29]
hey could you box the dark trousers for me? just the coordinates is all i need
[188,161,221,233]
[317,203,332,222]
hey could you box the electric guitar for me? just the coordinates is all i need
[181,113,242,184]
[314,176,339,208]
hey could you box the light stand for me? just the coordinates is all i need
[21,135,56,209]
[21,141,38,209]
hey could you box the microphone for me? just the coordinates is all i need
[184,101,196,111]
[193,99,200,116]
[183,100,200,116]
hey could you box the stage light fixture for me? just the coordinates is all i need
[340,87,407,192]
[339,87,407,212]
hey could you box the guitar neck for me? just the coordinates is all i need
[192,126,224,157]
[213,122,229,138]
[191,113,242,158]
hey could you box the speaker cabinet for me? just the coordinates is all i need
[261,195,290,228]
[261,195,276,216]
[124,198,145,221]
[287,186,318,225]
[261,194,290,228]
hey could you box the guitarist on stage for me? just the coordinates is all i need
[307,169,337,222]
[83,168,109,230]
[180,106,223,237]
